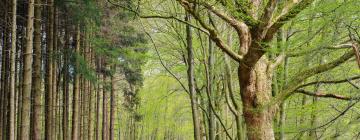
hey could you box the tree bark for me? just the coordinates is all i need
[239,56,275,140]
[31,0,42,139]
[45,0,54,139]
[20,0,35,139]
[102,64,109,140]
[71,25,81,140]
[62,19,70,140]
[96,57,102,140]
[88,48,95,140]
[109,65,116,140]
[185,12,202,140]
[9,0,17,139]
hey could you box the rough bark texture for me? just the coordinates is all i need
[239,56,275,140]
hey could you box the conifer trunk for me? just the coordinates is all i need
[9,0,17,139]
[109,65,116,140]
[71,25,81,140]
[45,0,55,139]
[31,0,42,139]
[20,0,35,139]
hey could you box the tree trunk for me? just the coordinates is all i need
[102,63,109,140]
[31,0,42,139]
[62,18,70,140]
[109,65,116,140]
[20,0,35,139]
[238,56,275,140]
[88,48,95,140]
[71,25,81,140]
[1,3,9,139]
[96,57,102,140]
[45,0,54,139]
[185,12,202,140]
[207,21,216,140]
[52,8,58,140]
[9,0,17,139]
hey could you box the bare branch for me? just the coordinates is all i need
[107,0,208,34]
[298,75,360,88]
[295,89,360,101]
[188,1,251,56]
[351,42,360,68]
[177,0,244,62]
[274,49,355,103]
[142,29,190,94]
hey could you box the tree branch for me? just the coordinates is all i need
[258,0,277,38]
[297,75,360,89]
[177,0,244,62]
[107,0,209,34]
[268,52,286,72]
[274,49,355,103]
[295,89,360,101]
[187,1,251,56]
[265,0,315,41]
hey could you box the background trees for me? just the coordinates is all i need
[0,0,147,140]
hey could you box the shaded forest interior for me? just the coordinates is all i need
[0,0,360,140]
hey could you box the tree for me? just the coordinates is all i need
[71,25,81,140]
[31,0,42,139]
[20,0,35,139]
[9,0,17,139]
[171,1,358,139]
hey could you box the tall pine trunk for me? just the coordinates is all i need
[102,62,109,140]
[31,0,42,139]
[109,65,116,140]
[9,0,17,139]
[62,18,70,140]
[20,0,35,139]
[71,25,81,140]
[88,48,95,140]
[45,0,54,139]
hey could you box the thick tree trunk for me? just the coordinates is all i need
[31,0,42,139]
[238,56,275,140]
[20,0,35,139]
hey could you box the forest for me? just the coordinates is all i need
[0,0,359,140]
